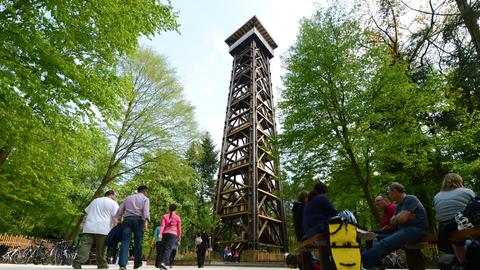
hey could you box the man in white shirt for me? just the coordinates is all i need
[73,190,119,269]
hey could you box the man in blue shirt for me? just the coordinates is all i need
[362,182,428,268]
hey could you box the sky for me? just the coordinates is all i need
[142,0,321,148]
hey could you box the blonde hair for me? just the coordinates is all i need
[298,190,309,202]
[441,173,464,191]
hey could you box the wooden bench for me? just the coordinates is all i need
[295,229,372,270]
[404,227,480,269]
[295,227,480,270]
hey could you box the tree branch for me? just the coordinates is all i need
[399,0,460,16]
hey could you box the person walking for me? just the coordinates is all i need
[169,238,178,268]
[157,204,181,270]
[153,225,162,268]
[115,185,150,270]
[72,190,119,269]
[195,229,209,268]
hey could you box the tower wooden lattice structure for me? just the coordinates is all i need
[214,16,287,252]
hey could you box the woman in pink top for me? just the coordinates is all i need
[156,204,181,270]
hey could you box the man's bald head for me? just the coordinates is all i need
[374,194,390,210]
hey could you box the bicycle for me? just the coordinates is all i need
[50,239,76,265]
[1,246,23,264]
[382,250,407,269]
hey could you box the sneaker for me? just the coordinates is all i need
[119,267,127,270]
[159,263,168,270]
[72,264,82,269]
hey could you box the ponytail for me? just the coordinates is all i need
[168,204,177,225]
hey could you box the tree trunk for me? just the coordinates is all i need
[455,0,480,55]
[66,99,134,240]
[410,174,436,232]
[66,173,113,240]
[344,141,381,224]
[0,145,11,168]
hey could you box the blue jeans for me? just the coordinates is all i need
[362,226,426,268]
[118,216,144,268]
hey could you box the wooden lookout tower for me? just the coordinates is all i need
[214,16,288,253]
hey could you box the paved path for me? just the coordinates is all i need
[0,264,287,270]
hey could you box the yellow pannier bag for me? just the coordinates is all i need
[326,221,361,269]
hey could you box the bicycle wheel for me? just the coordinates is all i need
[50,249,59,265]
[393,254,407,269]
[33,248,46,265]
[10,252,19,264]
[66,252,76,265]
[1,251,13,263]
[14,250,26,264]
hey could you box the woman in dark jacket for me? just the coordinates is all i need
[292,191,309,242]
[303,182,339,239]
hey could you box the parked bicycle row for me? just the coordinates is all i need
[0,239,76,265]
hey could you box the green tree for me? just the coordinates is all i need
[198,132,219,204]
[117,150,199,255]
[280,5,450,227]
[280,6,382,221]
[368,0,480,196]
[0,0,178,168]
[186,132,219,205]
[0,124,110,237]
[68,48,197,239]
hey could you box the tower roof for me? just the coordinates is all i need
[225,16,278,58]
[225,16,277,51]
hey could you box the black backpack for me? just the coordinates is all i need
[466,240,480,270]
[456,196,480,229]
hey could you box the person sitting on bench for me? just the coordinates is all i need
[302,182,339,239]
[434,173,475,267]
[375,194,397,234]
[366,194,397,250]
[362,182,428,269]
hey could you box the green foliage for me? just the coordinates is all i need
[0,0,179,171]
[0,124,110,237]
[185,132,219,237]
[198,133,219,181]
[66,48,198,239]
[187,132,219,205]
[280,5,385,222]
[0,0,188,239]
[0,0,178,124]
[280,4,454,229]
